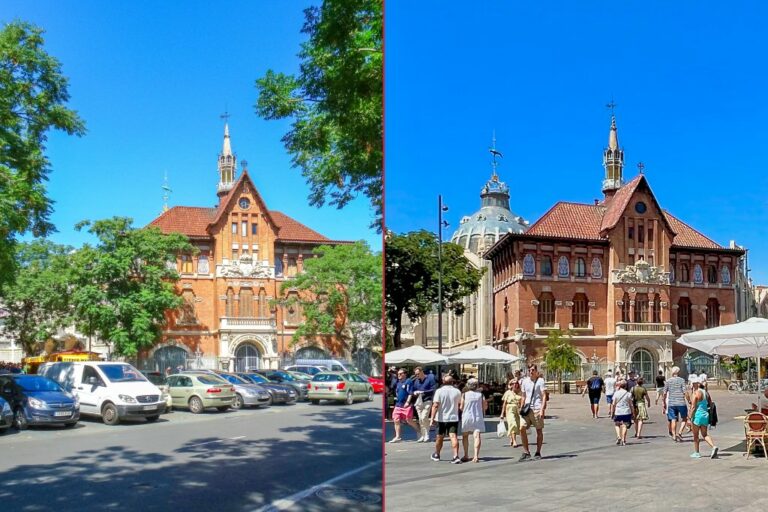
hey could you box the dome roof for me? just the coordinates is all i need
[450,172,528,254]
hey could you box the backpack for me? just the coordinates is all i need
[590,378,602,391]
[708,400,718,427]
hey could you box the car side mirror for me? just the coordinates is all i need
[88,376,99,386]
[2,385,12,395]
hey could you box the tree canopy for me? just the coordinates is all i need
[277,241,381,356]
[385,230,484,349]
[255,0,382,230]
[69,217,193,357]
[0,21,85,287]
[543,329,581,393]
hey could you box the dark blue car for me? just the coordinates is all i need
[0,374,80,429]
[0,397,13,434]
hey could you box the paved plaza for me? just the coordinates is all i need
[385,389,767,511]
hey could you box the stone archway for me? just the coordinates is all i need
[626,339,665,382]
[147,343,190,372]
[228,334,279,370]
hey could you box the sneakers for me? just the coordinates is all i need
[450,456,462,464]
[710,447,719,459]
[690,452,701,459]
[518,452,532,462]
[415,436,424,443]
[430,453,440,462]
[388,437,402,444]
[533,452,542,460]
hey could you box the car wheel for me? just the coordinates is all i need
[14,408,28,430]
[367,389,374,401]
[311,399,320,405]
[232,393,244,410]
[102,403,120,426]
[345,391,354,405]
[145,415,160,423]
[216,406,229,412]
[188,396,204,414]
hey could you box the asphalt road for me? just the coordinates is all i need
[0,396,383,512]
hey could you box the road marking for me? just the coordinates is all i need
[253,460,380,512]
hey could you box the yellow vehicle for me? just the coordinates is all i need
[22,351,102,374]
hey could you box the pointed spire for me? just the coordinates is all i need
[222,123,232,155]
[217,116,237,199]
[608,115,619,150]
[602,109,624,199]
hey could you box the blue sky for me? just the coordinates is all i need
[1,1,380,251]
[385,2,768,283]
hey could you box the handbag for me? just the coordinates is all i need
[520,378,536,416]
[496,419,507,437]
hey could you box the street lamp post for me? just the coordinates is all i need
[437,195,449,354]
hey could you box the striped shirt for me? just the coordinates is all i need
[664,376,687,406]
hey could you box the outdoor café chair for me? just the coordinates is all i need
[744,412,768,459]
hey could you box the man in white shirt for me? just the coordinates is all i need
[604,372,617,408]
[688,370,699,390]
[429,374,463,464]
[698,370,708,389]
[519,364,548,461]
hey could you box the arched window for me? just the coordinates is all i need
[274,256,284,277]
[197,255,209,274]
[239,289,253,317]
[693,264,704,284]
[235,344,261,372]
[558,256,570,278]
[523,254,536,276]
[287,257,298,277]
[575,257,586,278]
[537,292,555,327]
[225,288,235,317]
[572,293,589,328]
[706,298,720,328]
[652,293,661,323]
[621,292,631,322]
[670,264,676,282]
[707,265,718,284]
[541,256,553,276]
[258,289,268,318]
[634,293,649,323]
[468,235,480,253]
[721,266,731,285]
[678,297,692,330]
[591,258,603,278]
[680,264,690,283]
[503,296,509,331]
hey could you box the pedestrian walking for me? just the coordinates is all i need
[632,377,651,439]
[581,370,604,418]
[519,364,547,461]
[500,379,523,447]
[610,380,634,446]
[688,369,699,391]
[389,369,420,443]
[663,366,691,442]
[429,374,463,464]
[460,378,487,463]
[654,370,666,404]
[690,382,719,459]
[411,366,437,443]
[604,371,617,409]
[626,370,637,393]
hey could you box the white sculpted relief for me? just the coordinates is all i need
[613,260,670,285]
[219,254,273,278]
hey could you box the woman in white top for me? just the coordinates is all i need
[460,378,488,463]
[610,380,635,446]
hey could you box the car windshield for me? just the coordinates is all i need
[143,373,166,386]
[100,365,147,383]
[312,374,342,382]
[197,376,227,385]
[273,371,296,381]
[243,373,268,383]
[16,376,63,392]
[220,374,248,384]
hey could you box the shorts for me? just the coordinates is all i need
[614,414,632,426]
[521,410,544,430]
[606,394,614,405]
[392,405,414,422]
[589,393,601,405]
[692,410,710,427]
[437,421,459,436]
[667,404,688,421]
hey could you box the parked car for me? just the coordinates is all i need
[254,370,309,401]
[292,359,359,372]
[0,374,80,429]
[237,372,301,403]
[140,371,173,413]
[0,396,15,434]
[307,371,374,405]
[38,361,166,425]
[166,373,235,413]
[283,365,329,376]
[182,370,272,409]
[285,371,312,381]
[366,375,384,394]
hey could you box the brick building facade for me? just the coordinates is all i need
[142,125,348,372]
[485,117,746,382]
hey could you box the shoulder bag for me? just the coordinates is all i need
[520,378,536,416]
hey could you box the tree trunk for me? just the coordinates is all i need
[392,306,403,349]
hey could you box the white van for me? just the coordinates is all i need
[38,362,167,425]
[288,359,359,373]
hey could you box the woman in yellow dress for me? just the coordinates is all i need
[500,379,524,447]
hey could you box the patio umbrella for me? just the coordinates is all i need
[384,345,448,365]
[677,317,768,400]
[447,345,523,364]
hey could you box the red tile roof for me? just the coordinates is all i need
[599,175,643,233]
[270,211,332,243]
[664,212,723,250]
[149,207,216,238]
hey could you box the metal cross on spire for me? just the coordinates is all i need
[637,161,645,174]
[606,99,617,116]
[220,110,231,123]
[489,130,503,179]
[161,171,172,212]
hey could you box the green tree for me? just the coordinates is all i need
[69,217,194,357]
[721,354,751,381]
[255,0,382,230]
[276,241,381,357]
[543,330,581,394]
[0,240,75,355]
[0,21,85,286]
[385,230,484,349]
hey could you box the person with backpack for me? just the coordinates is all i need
[689,382,719,459]
[581,370,604,418]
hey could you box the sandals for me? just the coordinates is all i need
[472,458,480,463]
[460,456,471,462]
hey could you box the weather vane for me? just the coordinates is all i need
[161,171,172,212]
[489,130,503,178]
[637,161,645,174]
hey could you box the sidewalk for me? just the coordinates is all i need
[385,390,768,511]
